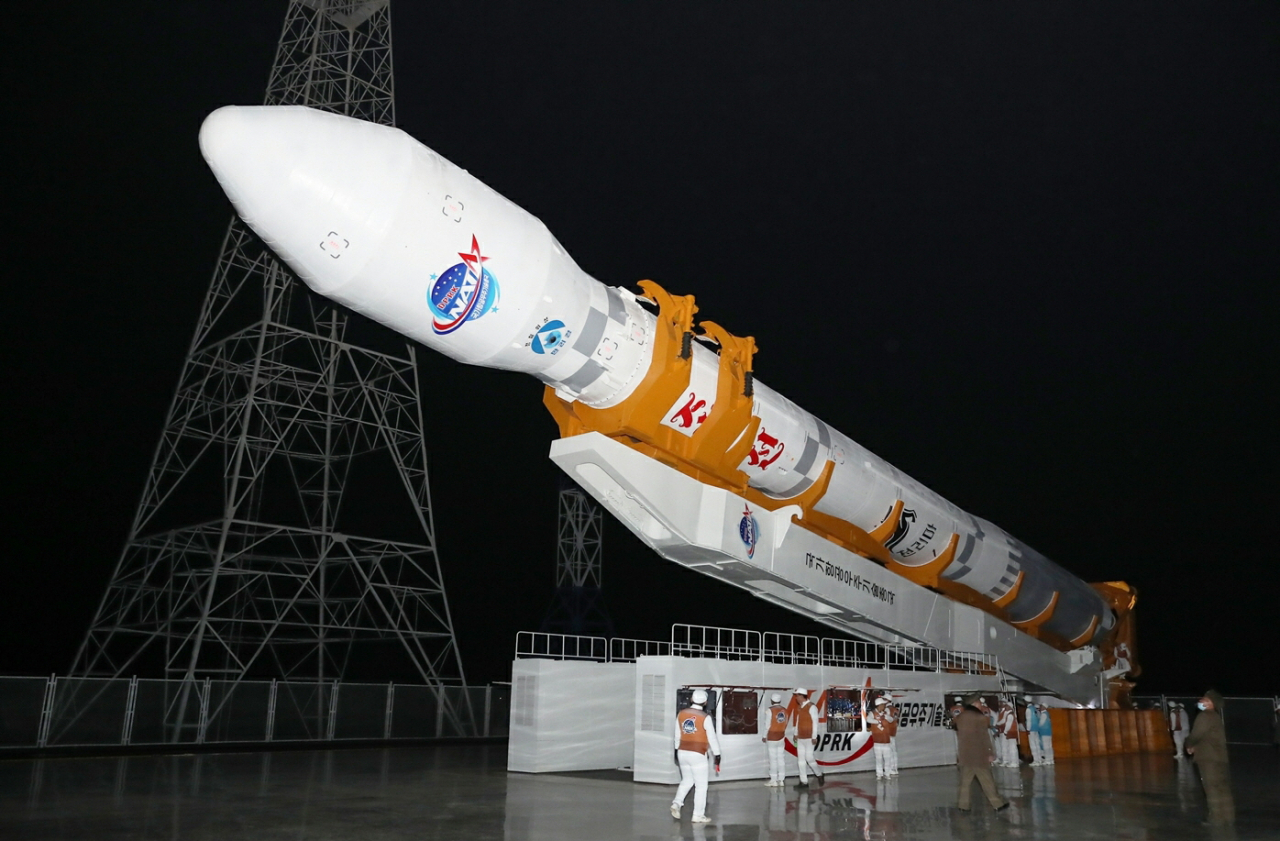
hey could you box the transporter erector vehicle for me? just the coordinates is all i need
[199,105,1138,705]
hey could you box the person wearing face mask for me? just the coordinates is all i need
[1184,689,1233,826]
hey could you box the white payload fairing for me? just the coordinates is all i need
[199,105,1136,703]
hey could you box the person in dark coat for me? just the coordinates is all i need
[1185,688,1233,826]
[954,695,1009,813]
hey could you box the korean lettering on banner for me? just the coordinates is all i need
[805,552,895,606]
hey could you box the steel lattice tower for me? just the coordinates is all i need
[541,482,613,637]
[69,0,469,740]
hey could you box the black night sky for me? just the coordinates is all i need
[3,2,1277,697]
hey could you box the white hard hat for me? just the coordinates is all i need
[1024,695,1033,702]
[770,693,781,703]
[1167,701,1176,707]
[875,697,887,706]
[692,689,708,706]
[794,688,808,697]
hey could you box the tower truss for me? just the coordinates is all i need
[68,0,470,741]
[541,482,613,637]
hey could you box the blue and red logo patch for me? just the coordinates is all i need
[427,235,500,335]
[739,505,759,559]
[530,320,568,354]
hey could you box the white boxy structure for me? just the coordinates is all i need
[508,628,1004,781]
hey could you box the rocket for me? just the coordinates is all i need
[200,105,1134,701]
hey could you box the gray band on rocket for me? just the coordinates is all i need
[793,435,820,477]
[778,477,813,497]
[606,288,627,324]
[943,533,976,581]
[815,420,831,449]
[572,307,608,356]
[776,429,826,497]
[558,359,607,391]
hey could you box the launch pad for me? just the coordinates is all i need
[4,742,1275,839]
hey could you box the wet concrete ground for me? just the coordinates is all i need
[1,743,1276,839]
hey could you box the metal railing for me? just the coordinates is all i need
[609,637,672,663]
[513,626,1002,677]
[671,624,762,660]
[762,632,822,665]
[514,631,609,662]
[821,636,997,675]
[0,676,510,752]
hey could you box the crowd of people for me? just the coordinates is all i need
[669,686,1240,827]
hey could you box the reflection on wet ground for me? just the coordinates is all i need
[1,744,1276,840]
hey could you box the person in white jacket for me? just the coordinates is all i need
[1033,703,1055,765]
[995,698,1019,767]
[759,692,789,786]
[671,689,721,823]
[789,688,823,788]
[866,697,894,779]
[1025,696,1044,765]
[1168,701,1190,758]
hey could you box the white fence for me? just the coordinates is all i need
[0,676,509,751]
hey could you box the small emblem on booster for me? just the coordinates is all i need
[739,505,759,559]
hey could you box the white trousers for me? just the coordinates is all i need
[673,750,710,818]
[1040,733,1054,764]
[1172,731,1186,755]
[765,739,786,782]
[796,739,821,783]
[887,737,899,775]
[1001,735,1019,766]
[1029,733,1045,764]
[873,742,892,777]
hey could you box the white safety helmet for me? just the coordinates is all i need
[875,697,887,706]
[692,689,708,706]
[1024,695,1033,703]
[794,688,808,697]
[770,693,782,703]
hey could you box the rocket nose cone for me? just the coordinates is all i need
[198,105,245,178]
[197,105,414,294]
[198,105,313,225]
[199,105,288,225]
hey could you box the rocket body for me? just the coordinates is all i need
[199,106,1114,648]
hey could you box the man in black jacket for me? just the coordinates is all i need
[1185,689,1233,826]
